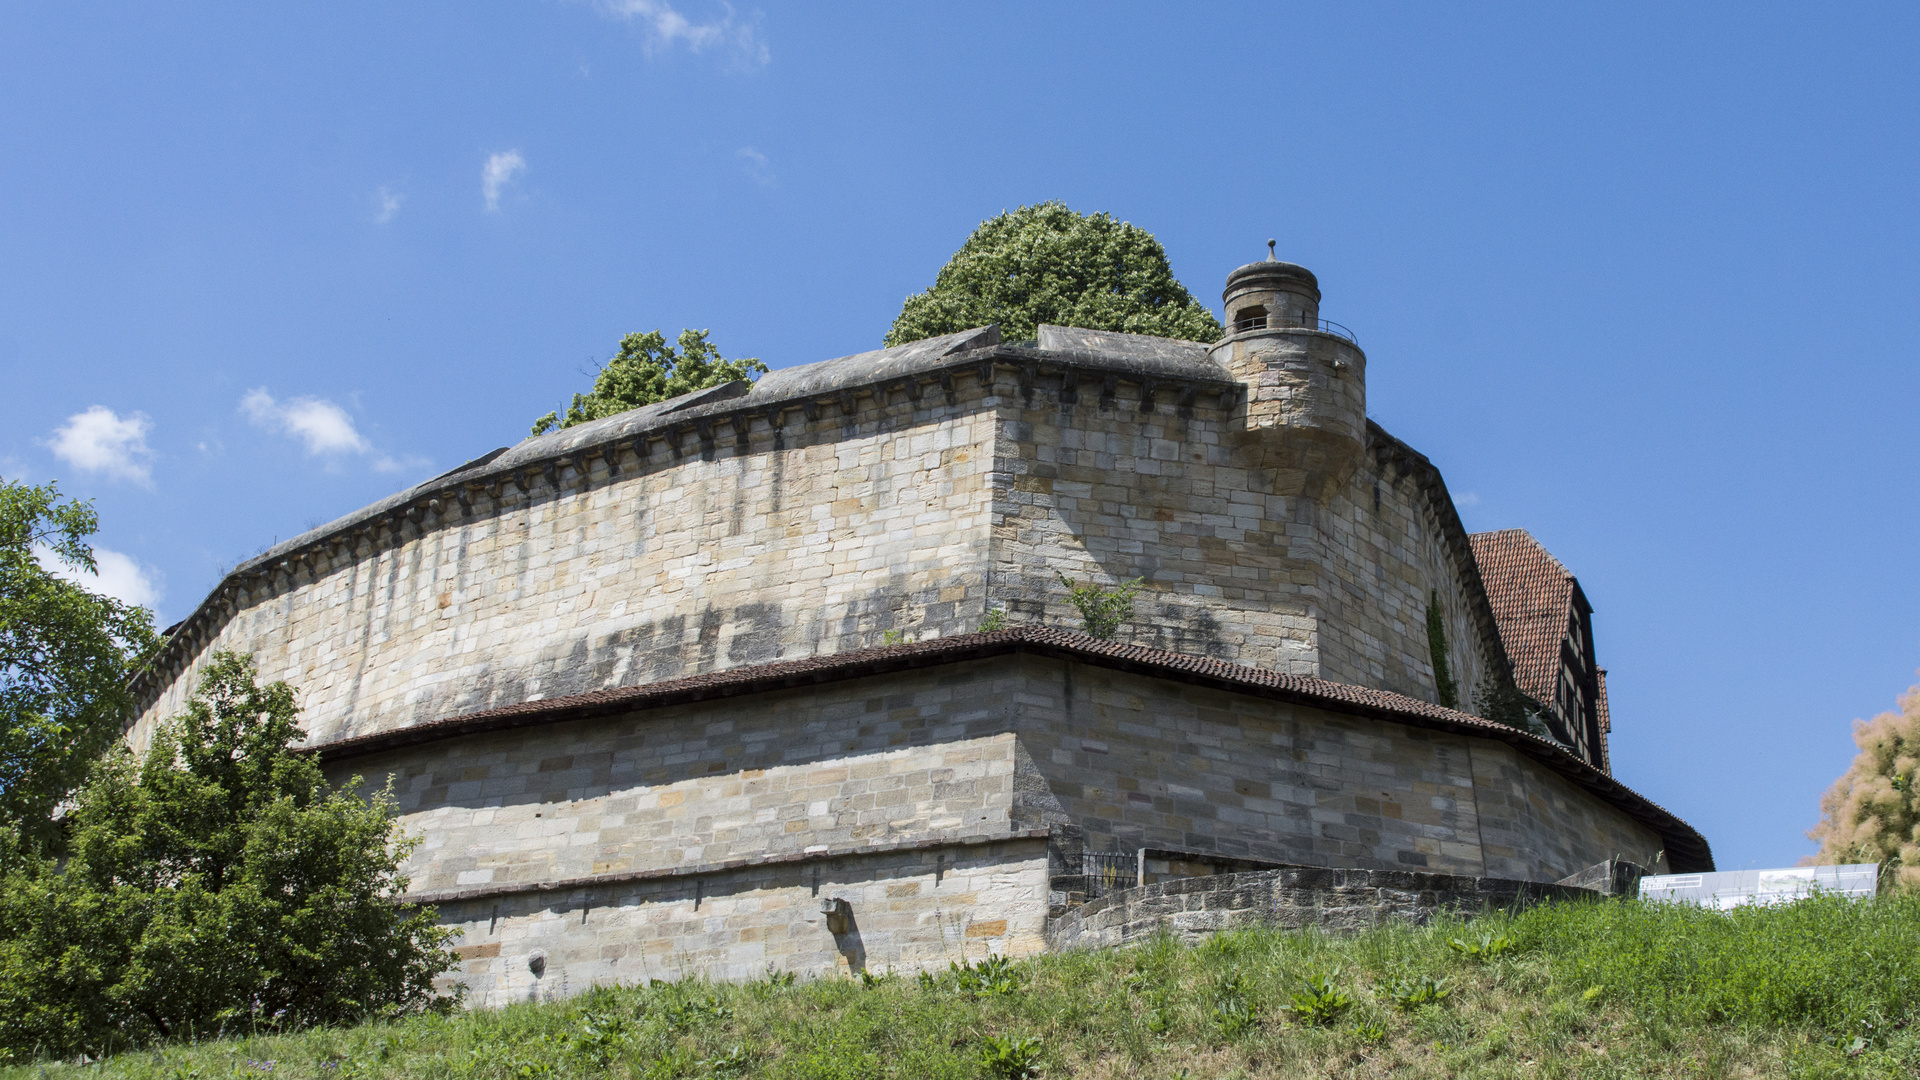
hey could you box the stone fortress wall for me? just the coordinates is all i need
[121,254,1707,997]
[128,318,1504,755]
[319,643,1679,1000]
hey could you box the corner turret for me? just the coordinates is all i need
[1211,244,1367,502]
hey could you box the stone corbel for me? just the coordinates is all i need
[541,461,560,488]
[838,391,858,417]
[1060,369,1080,405]
[977,360,995,390]
[601,444,621,475]
[801,400,820,423]
[729,413,750,442]
[1100,375,1118,409]
[1139,380,1159,414]
[1177,384,1198,414]
[764,405,786,431]
[939,371,956,405]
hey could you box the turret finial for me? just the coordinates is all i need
[1267,239,1276,261]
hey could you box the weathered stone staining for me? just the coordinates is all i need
[126,254,1710,1001]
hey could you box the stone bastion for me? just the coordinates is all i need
[123,258,1711,999]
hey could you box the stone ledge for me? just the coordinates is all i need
[402,827,1051,907]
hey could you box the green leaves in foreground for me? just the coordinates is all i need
[0,478,157,848]
[1448,930,1516,961]
[978,1034,1043,1080]
[1283,971,1353,1027]
[0,653,457,1061]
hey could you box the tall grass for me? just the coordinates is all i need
[4,896,1917,1079]
[1516,890,1920,1034]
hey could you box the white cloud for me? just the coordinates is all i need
[240,388,430,477]
[45,406,154,486]
[372,453,434,475]
[737,146,774,186]
[375,186,405,224]
[36,544,163,610]
[482,151,525,212]
[241,388,371,455]
[1455,491,1482,507]
[597,1,770,66]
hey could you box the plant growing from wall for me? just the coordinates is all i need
[1808,680,1920,892]
[1057,574,1143,640]
[978,606,1008,633]
[1476,673,1554,741]
[1425,590,1459,709]
[531,329,767,435]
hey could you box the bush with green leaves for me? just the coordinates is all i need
[0,652,457,1060]
[531,329,767,436]
[885,202,1223,348]
[1057,573,1143,640]
[0,478,157,849]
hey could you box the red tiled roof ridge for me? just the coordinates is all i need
[309,626,1711,872]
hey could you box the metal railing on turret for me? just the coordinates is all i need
[1231,313,1358,345]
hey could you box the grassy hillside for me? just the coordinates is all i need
[6,894,1917,1079]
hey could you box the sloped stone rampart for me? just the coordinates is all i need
[1046,864,1600,951]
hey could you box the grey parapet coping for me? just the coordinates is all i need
[302,628,1713,875]
[125,325,1243,713]
[395,827,1054,908]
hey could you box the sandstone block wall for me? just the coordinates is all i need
[322,651,1669,996]
[435,839,1050,1004]
[132,336,1511,755]
[133,399,1002,751]
[1010,656,1667,882]
[1046,865,1601,952]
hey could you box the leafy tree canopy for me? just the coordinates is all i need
[0,653,456,1058]
[1810,682,1920,891]
[884,202,1224,348]
[0,479,155,849]
[532,329,768,436]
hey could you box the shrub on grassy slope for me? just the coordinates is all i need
[0,653,456,1060]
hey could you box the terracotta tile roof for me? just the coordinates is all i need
[311,626,1711,873]
[1468,529,1575,705]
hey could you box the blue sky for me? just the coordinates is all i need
[5,2,1917,871]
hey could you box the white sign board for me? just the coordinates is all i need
[1639,864,1878,909]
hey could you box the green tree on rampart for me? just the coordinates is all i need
[0,478,156,850]
[0,653,456,1059]
[1809,680,1920,892]
[885,202,1224,347]
[531,328,768,436]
